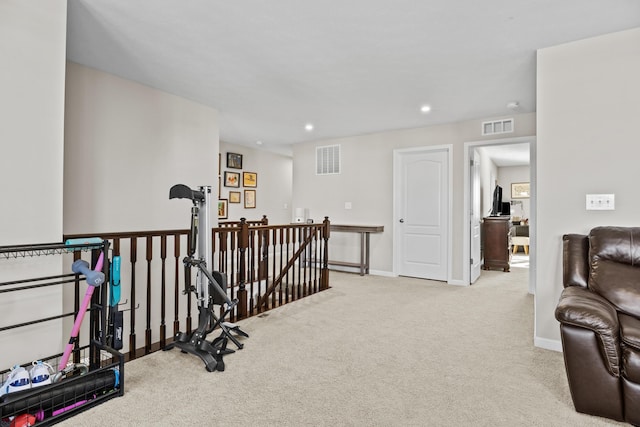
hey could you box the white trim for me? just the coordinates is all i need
[534,336,563,353]
[368,269,396,277]
[462,136,536,286]
[393,144,453,283]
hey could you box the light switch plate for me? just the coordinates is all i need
[586,194,615,210]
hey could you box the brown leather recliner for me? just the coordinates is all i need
[555,226,640,424]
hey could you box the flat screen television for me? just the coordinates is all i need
[490,185,503,216]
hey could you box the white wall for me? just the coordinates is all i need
[63,62,220,356]
[498,165,530,220]
[64,62,219,233]
[219,142,292,225]
[536,27,640,349]
[477,148,498,217]
[292,113,536,279]
[0,0,67,369]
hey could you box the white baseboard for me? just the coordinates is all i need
[447,279,467,286]
[534,336,562,352]
[368,269,395,277]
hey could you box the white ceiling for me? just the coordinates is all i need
[479,143,530,167]
[66,1,640,156]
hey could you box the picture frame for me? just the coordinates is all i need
[226,152,243,169]
[224,171,240,187]
[511,182,530,199]
[244,189,256,208]
[217,199,228,219]
[229,191,241,204]
[243,171,257,188]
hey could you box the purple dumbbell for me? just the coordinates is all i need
[71,259,105,286]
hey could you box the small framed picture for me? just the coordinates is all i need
[511,182,530,199]
[226,152,243,169]
[243,172,257,188]
[218,199,228,219]
[224,171,240,187]
[244,190,256,209]
[229,191,241,204]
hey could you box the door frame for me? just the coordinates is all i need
[393,144,453,283]
[462,136,537,294]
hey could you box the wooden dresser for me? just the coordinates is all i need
[482,216,511,272]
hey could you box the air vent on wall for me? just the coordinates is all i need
[482,118,514,136]
[316,144,341,175]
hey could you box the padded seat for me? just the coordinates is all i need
[511,225,529,254]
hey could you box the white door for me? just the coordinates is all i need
[470,150,482,283]
[397,149,448,281]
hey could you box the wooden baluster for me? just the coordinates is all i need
[312,228,319,293]
[237,218,248,318]
[173,234,181,337]
[286,227,293,301]
[274,229,281,307]
[296,227,302,298]
[260,228,269,283]
[145,236,153,354]
[129,237,137,359]
[160,235,167,349]
[249,229,256,312]
[321,217,330,290]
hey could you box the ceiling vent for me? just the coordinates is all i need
[482,118,514,136]
[316,144,341,175]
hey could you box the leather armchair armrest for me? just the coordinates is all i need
[563,233,589,288]
[555,286,621,376]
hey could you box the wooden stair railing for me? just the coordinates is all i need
[63,217,330,362]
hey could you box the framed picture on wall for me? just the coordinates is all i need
[229,191,241,204]
[226,152,243,169]
[244,190,256,208]
[224,171,240,187]
[243,172,257,187]
[511,182,530,199]
[218,199,228,219]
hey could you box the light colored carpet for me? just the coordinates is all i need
[60,268,624,426]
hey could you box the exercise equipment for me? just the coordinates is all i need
[57,253,105,374]
[164,184,248,372]
[64,237,103,246]
[107,256,123,350]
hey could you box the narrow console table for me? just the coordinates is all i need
[328,224,384,276]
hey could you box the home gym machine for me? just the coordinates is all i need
[164,184,248,372]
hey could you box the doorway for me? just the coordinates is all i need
[463,137,536,293]
[393,145,452,281]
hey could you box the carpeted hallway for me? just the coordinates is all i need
[61,266,624,426]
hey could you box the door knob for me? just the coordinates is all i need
[399,219,404,223]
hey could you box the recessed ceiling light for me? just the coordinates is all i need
[304,123,314,132]
[420,105,431,114]
[256,140,263,145]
